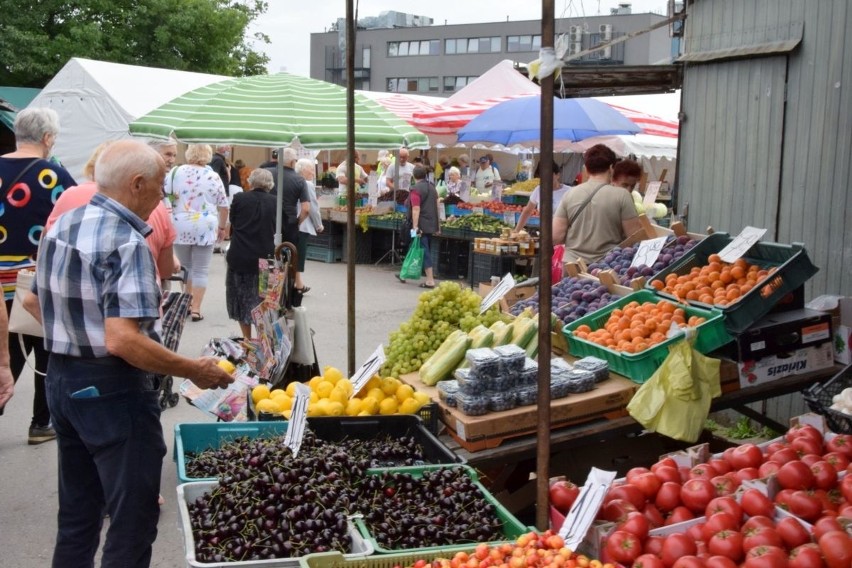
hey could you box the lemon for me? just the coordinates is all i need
[357,410,371,416]
[255,398,281,414]
[328,387,349,405]
[314,399,332,416]
[314,381,334,399]
[381,376,401,396]
[326,401,345,416]
[399,398,421,414]
[413,391,431,406]
[336,378,354,397]
[345,398,363,416]
[270,389,288,400]
[323,366,344,384]
[379,397,398,415]
[367,387,385,402]
[285,381,303,397]
[365,375,383,391]
[282,409,293,420]
[307,401,324,417]
[251,384,271,404]
[278,395,293,411]
[309,391,319,403]
[361,397,380,415]
[395,384,415,404]
[217,359,236,374]
[307,376,324,391]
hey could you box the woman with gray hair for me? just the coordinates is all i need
[0,107,77,445]
[164,143,229,321]
[225,168,277,339]
[445,166,469,201]
[294,158,323,293]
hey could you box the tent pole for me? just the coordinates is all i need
[275,146,284,246]
[346,0,357,376]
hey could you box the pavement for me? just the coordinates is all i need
[0,252,433,567]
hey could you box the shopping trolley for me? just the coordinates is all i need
[157,267,191,409]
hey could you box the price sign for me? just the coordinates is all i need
[349,344,386,397]
[630,236,668,268]
[503,212,517,226]
[480,273,516,314]
[283,383,310,457]
[718,226,767,263]
[642,181,662,215]
[472,206,484,216]
[560,467,617,547]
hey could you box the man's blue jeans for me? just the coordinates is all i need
[45,354,167,568]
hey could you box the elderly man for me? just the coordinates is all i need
[384,147,415,193]
[24,140,234,568]
[267,147,310,247]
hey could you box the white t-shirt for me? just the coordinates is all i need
[530,184,570,210]
[385,162,415,191]
[474,165,496,191]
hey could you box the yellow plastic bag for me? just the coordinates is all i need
[626,339,722,442]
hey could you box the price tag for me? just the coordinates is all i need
[642,181,662,215]
[472,206,484,216]
[718,226,767,263]
[560,467,617,547]
[503,212,516,226]
[349,344,386,397]
[283,383,310,457]
[630,236,668,268]
[480,273,516,314]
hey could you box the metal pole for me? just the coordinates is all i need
[536,0,555,532]
[345,0,356,376]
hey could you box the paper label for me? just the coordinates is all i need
[559,467,617,548]
[718,226,767,263]
[283,383,310,457]
[630,236,668,268]
[503,212,516,226]
[349,344,386,397]
[480,273,516,314]
[801,322,830,344]
[642,181,662,211]
[473,207,484,216]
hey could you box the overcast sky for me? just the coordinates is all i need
[252,0,670,76]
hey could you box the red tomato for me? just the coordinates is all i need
[825,435,852,459]
[708,529,745,562]
[644,503,665,528]
[549,480,580,513]
[729,444,765,470]
[601,498,638,523]
[789,490,823,523]
[711,475,738,497]
[672,556,706,568]
[662,534,698,567]
[743,516,776,531]
[736,467,761,482]
[814,488,841,513]
[821,452,850,472]
[788,543,826,568]
[645,535,665,556]
[706,496,743,520]
[627,467,653,484]
[608,483,648,510]
[682,478,717,513]
[791,437,824,458]
[786,424,824,445]
[817,530,852,568]
[760,461,782,478]
[687,522,706,543]
[772,448,802,466]
[618,511,651,541]
[705,556,739,568]
[810,461,838,492]
[633,472,663,499]
[633,553,666,568]
[655,481,683,512]
[702,512,742,541]
[744,545,790,568]
[665,506,695,525]
[605,529,643,565]
[655,465,683,485]
[708,458,732,475]
[776,516,812,550]
[741,488,776,518]
[842,475,852,504]
[777,461,816,490]
[836,504,852,518]
[767,441,790,456]
[812,516,844,541]
[743,526,784,552]
[652,457,679,472]
[800,454,822,467]
[775,488,798,510]
[690,463,718,480]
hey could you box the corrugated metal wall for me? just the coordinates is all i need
[678,0,851,426]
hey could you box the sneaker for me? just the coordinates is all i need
[28,424,57,445]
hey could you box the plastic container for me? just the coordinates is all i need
[465,348,500,378]
[517,359,538,385]
[437,380,460,407]
[300,550,478,568]
[565,370,597,393]
[514,384,538,406]
[487,390,517,412]
[573,356,609,383]
[646,233,819,333]
[563,290,733,383]
[493,344,526,374]
[352,465,527,554]
[549,377,571,399]
[803,364,852,434]
[455,392,489,416]
[490,373,517,391]
[455,367,490,395]
[178,481,373,568]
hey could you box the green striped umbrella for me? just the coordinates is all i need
[129,72,429,149]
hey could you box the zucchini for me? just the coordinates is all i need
[489,321,513,347]
[525,332,539,359]
[419,330,472,386]
[510,317,538,349]
[467,325,494,349]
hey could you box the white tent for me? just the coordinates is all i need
[28,58,227,180]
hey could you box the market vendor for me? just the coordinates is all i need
[553,144,643,264]
[335,152,368,191]
[384,147,414,194]
[513,161,569,232]
[474,155,498,191]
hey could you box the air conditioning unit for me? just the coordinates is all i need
[570,41,583,55]
[599,24,612,40]
[569,25,583,41]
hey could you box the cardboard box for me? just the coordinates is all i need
[477,282,535,309]
[806,295,852,364]
[731,308,832,360]
[737,342,834,388]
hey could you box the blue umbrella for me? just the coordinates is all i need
[456,95,641,147]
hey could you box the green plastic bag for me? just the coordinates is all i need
[626,339,721,443]
[400,236,424,280]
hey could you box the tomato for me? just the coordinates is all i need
[665,506,695,525]
[654,465,683,485]
[690,464,718,480]
[836,504,852,518]
[681,478,717,513]
[825,435,852,459]
[775,489,798,510]
[671,556,706,568]
[809,461,839,495]
[760,461,782,478]
[708,529,745,562]
[708,458,732,475]
[743,516,776,531]
[789,490,823,523]
[601,499,638,523]
[822,452,850,472]
[605,529,643,565]
[653,457,679,472]
[656,481,683,512]
[771,448,802,466]
[644,535,665,556]
[840,475,852,504]
[661,534,698,568]
[644,502,665,528]
[788,543,826,568]
[812,516,844,541]
[776,517,812,550]
[702,512,742,541]
[814,488,841,513]
[711,475,738,497]
[800,454,822,467]
[608,484,648,510]
[633,553,666,568]
[777,461,816,490]
[736,467,762,482]
[633,472,663,499]
[741,488,776,518]
[729,444,764,470]
[705,556,739,568]
[706,496,743,520]
[549,480,581,513]
[687,522,706,543]
[817,530,852,568]
[743,526,784,552]
[627,467,653,484]
[791,437,824,458]
[786,424,825,446]
[767,441,790,456]
[618,511,651,541]
[744,545,789,568]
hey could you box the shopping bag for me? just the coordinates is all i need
[626,339,721,442]
[9,269,43,337]
[400,236,424,280]
[551,245,565,285]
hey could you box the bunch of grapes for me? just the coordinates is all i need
[383,282,505,377]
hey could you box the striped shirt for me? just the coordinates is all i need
[35,193,162,358]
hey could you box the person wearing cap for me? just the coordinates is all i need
[474,155,497,192]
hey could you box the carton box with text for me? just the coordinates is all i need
[806,295,852,364]
[738,342,834,388]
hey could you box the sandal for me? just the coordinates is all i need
[191,312,204,322]
[395,274,406,284]
[419,283,436,289]
[295,286,311,294]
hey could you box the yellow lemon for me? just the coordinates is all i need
[270,389,288,400]
[336,378,354,397]
[361,397,380,415]
[309,391,319,403]
[285,381,303,397]
[255,398,281,414]
[399,398,421,414]
[307,401,324,417]
[345,398,363,416]
[251,384,271,404]
[326,401,345,416]
[413,391,431,406]
[357,410,372,416]
[395,384,415,404]
[217,359,236,374]
[328,387,349,405]
[307,376,324,391]
[282,409,293,420]
[314,381,334,399]
[365,375,383,391]
[323,366,344,384]
[379,397,398,415]
[381,376,401,396]
[278,395,293,411]
[367,387,385,402]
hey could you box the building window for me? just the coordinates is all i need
[387,77,439,93]
[363,47,371,68]
[445,36,501,55]
[443,76,478,92]
[507,34,541,52]
[387,40,440,57]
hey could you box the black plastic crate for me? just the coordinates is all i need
[342,230,373,264]
[804,364,852,434]
[468,250,517,288]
